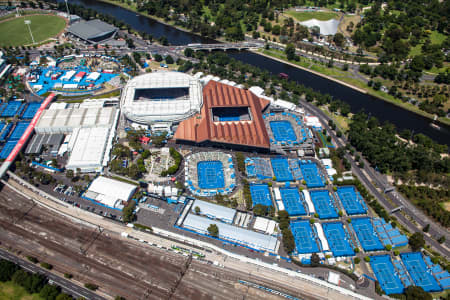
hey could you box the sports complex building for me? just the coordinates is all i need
[67,19,118,44]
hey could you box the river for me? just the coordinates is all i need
[66,0,450,146]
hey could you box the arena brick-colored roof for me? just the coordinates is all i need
[174,80,270,149]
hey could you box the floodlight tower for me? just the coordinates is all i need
[65,0,71,19]
[24,20,35,44]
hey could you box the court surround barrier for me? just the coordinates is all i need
[369,255,405,295]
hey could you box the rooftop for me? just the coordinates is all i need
[174,80,271,149]
[67,19,117,41]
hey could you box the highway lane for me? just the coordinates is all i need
[299,100,450,257]
[0,248,105,300]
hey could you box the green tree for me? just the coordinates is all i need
[0,259,19,282]
[207,224,219,237]
[56,294,73,300]
[364,256,371,262]
[122,200,136,223]
[409,232,425,251]
[422,224,430,232]
[285,43,295,60]
[282,228,295,253]
[165,55,174,64]
[40,284,61,300]
[404,286,432,300]
[354,257,360,264]
[84,283,98,291]
[194,206,200,214]
[333,33,345,47]
[153,54,163,62]
[184,48,193,57]
[66,169,74,179]
[311,253,320,265]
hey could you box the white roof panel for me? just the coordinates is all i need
[183,214,278,253]
[88,176,136,202]
[191,199,236,223]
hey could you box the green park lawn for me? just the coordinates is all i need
[0,15,66,46]
[0,281,43,300]
[285,10,338,22]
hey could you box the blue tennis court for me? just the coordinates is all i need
[270,120,297,142]
[290,220,319,254]
[271,158,293,181]
[0,123,13,142]
[401,252,442,292]
[21,102,42,119]
[1,101,22,117]
[351,218,384,251]
[0,140,17,159]
[337,186,367,215]
[370,255,405,295]
[299,162,325,188]
[250,184,273,207]
[310,190,338,219]
[280,187,306,216]
[322,222,354,256]
[197,161,225,189]
[8,121,30,141]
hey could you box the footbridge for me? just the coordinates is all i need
[177,42,264,52]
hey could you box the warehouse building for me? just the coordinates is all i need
[25,133,64,155]
[84,176,136,209]
[182,213,279,253]
[67,19,118,44]
[35,106,118,134]
[191,199,236,224]
[65,127,111,172]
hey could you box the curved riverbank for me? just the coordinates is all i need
[257,51,450,127]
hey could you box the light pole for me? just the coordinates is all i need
[24,20,35,44]
[65,0,71,19]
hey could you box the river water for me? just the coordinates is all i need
[67,0,450,146]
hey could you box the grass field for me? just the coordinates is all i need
[0,281,43,300]
[0,15,66,46]
[285,10,338,22]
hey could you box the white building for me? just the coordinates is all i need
[65,127,111,172]
[84,176,136,208]
[121,72,203,125]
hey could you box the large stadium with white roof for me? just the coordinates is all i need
[120,72,203,125]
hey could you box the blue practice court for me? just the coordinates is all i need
[290,220,319,254]
[0,140,17,159]
[336,186,367,215]
[250,184,273,207]
[270,120,297,142]
[271,158,293,181]
[197,161,225,189]
[21,102,42,119]
[322,222,354,256]
[299,162,325,188]
[401,252,442,292]
[280,187,306,216]
[8,121,30,141]
[310,190,338,219]
[370,255,405,295]
[351,218,384,251]
[0,123,13,142]
[1,101,23,117]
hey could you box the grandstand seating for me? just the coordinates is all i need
[392,259,413,288]
[372,218,408,248]
[245,157,273,179]
[423,255,450,290]
[264,112,308,146]
[351,218,384,251]
[400,252,442,292]
[288,159,302,180]
[185,152,236,197]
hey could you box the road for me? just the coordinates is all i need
[300,100,450,257]
[3,173,375,300]
[0,248,105,300]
